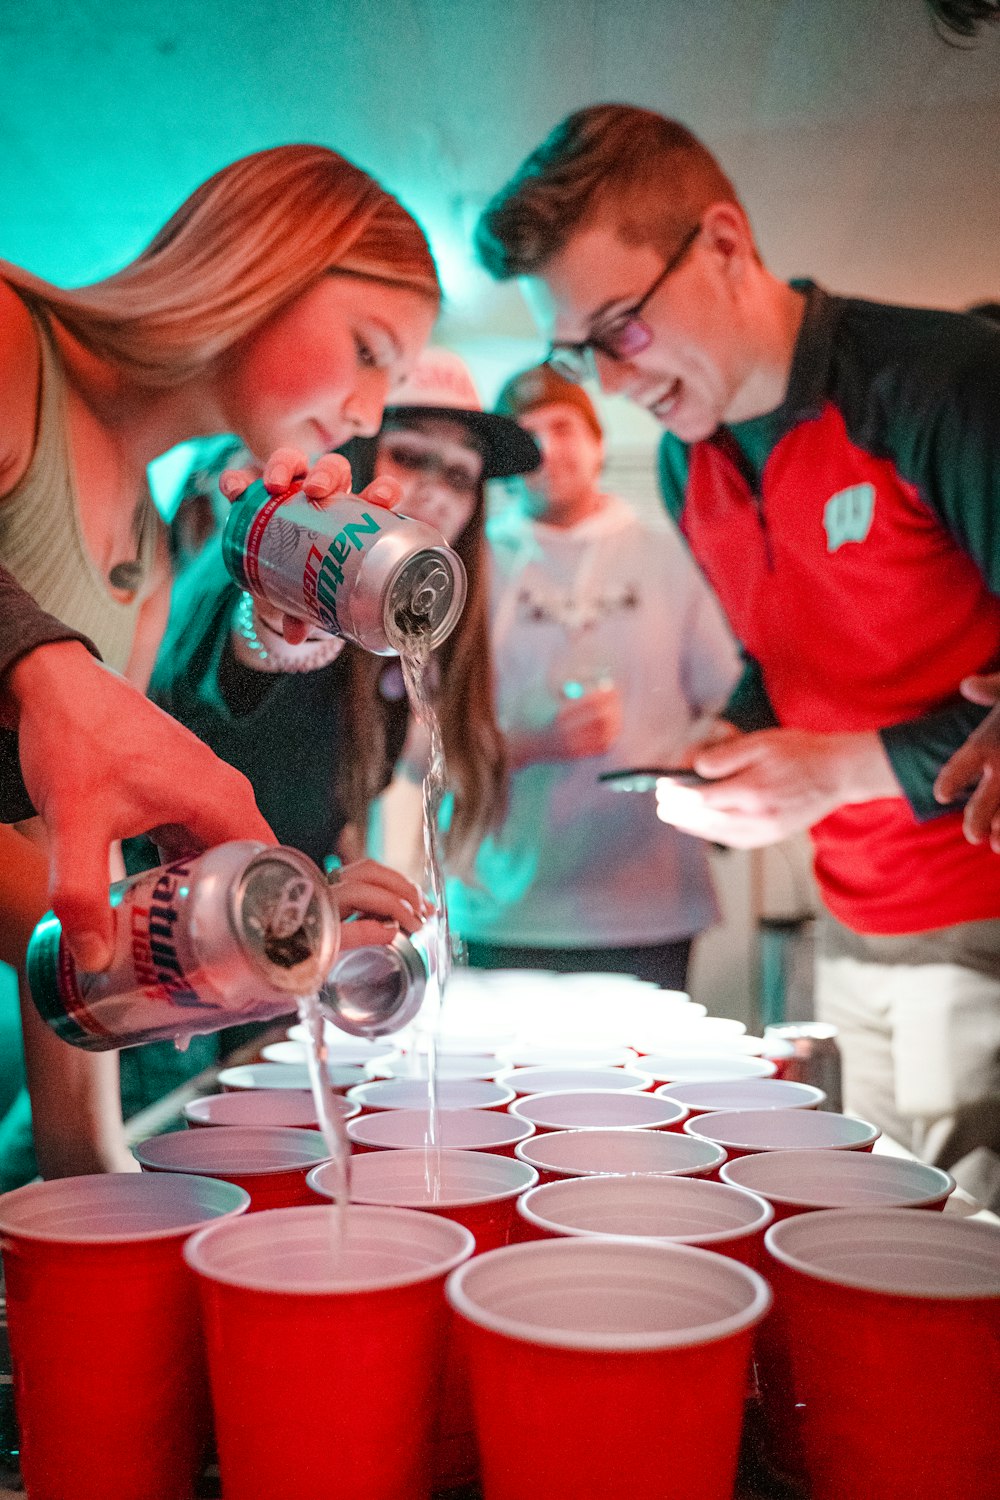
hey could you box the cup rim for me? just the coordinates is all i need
[133,1125,331,1176]
[765,1207,1000,1299]
[510,1089,688,1129]
[183,1203,474,1294]
[512,1128,727,1177]
[685,1109,880,1150]
[720,1149,955,1208]
[517,1173,774,1244]
[0,1172,250,1244]
[658,1079,826,1111]
[310,1148,538,1208]
[494,1066,654,1094]
[346,1106,534,1150]
[346,1078,517,1109]
[446,1237,772,1351]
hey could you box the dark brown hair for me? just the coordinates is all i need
[476,104,743,280]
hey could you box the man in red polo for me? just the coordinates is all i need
[475,103,1000,1206]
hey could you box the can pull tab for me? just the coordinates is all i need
[408,556,452,619]
[265,876,315,940]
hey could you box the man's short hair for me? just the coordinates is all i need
[475,104,744,280]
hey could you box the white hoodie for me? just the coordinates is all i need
[447,494,742,947]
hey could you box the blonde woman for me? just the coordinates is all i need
[0,144,440,1180]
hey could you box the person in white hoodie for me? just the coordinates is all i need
[448,364,741,988]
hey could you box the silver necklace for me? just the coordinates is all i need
[231,591,345,674]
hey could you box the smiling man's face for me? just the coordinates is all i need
[524,212,759,443]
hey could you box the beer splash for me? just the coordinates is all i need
[397,628,449,1201]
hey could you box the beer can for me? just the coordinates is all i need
[321,931,428,1038]
[26,842,339,1052]
[222,480,467,655]
[763,1022,843,1112]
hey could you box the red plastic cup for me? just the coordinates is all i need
[639,1052,777,1085]
[310,1148,538,1252]
[685,1108,880,1158]
[515,1173,773,1267]
[134,1125,331,1209]
[495,1066,654,1096]
[514,1127,727,1183]
[657,1078,825,1115]
[314,1146,535,1494]
[0,1172,249,1500]
[347,1078,516,1113]
[447,1237,772,1500]
[183,1088,360,1130]
[217,1060,367,1094]
[185,1204,474,1500]
[510,1089,688,1134]
[347,1106,535,1156]
[720,1148,955,1219]
[764,1209,1000,1500]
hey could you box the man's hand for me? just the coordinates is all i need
[508,684,623,767]
[655,727,901,848]
[7,642,276,970]
[219,447,402,645]
[934,670,1000,851]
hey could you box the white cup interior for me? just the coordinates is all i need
[765,1208,1000,1297]
[0,1171,249,1243]
[658,1079,825,1112]
[515,1128,726,1178]
[687,1109,879,1151]
[134,1126,330,1175]
[518,1173,772,1243]
[446,1237,771,1350]
[347,1106,533,1151]
[347,1078,515,1111]
[721,1149,954,1209]
[496,1066,652,1096]
[641,1053,777,1084]
[184,1203,474,1293]
[313,1147,537,1208]
[511,1090,685,1131]
[184,1090,358,1129]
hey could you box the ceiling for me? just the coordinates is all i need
[2,0,998,403]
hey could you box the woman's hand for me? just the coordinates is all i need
[219,448,404,644]
[328,857,433,950]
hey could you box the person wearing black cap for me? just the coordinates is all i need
[447,362,740,989]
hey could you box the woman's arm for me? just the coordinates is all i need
[0,822,134,1178]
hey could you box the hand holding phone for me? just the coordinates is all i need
[598,766,713,793]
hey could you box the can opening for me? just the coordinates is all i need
[235,856,334,992]
[386,549,466,651]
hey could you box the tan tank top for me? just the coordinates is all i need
[0,299,159,674]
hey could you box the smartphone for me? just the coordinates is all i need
[598,766,712,792]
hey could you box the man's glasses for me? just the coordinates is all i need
[379,436,482,497]
[546,222,702,385]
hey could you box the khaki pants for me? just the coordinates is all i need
[816,928,1000,1212]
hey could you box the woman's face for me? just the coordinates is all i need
[216,275,437,461]
[374,416,483,543]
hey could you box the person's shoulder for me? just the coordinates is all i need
[0,279,42,497]
[831,293,1000,416]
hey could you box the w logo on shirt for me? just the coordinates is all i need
[824,484,876,552]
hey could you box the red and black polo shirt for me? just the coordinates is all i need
[659,282,1000,936]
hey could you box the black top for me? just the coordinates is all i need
[140,540,409,867]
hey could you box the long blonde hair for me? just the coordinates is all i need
[1,144,440,385]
